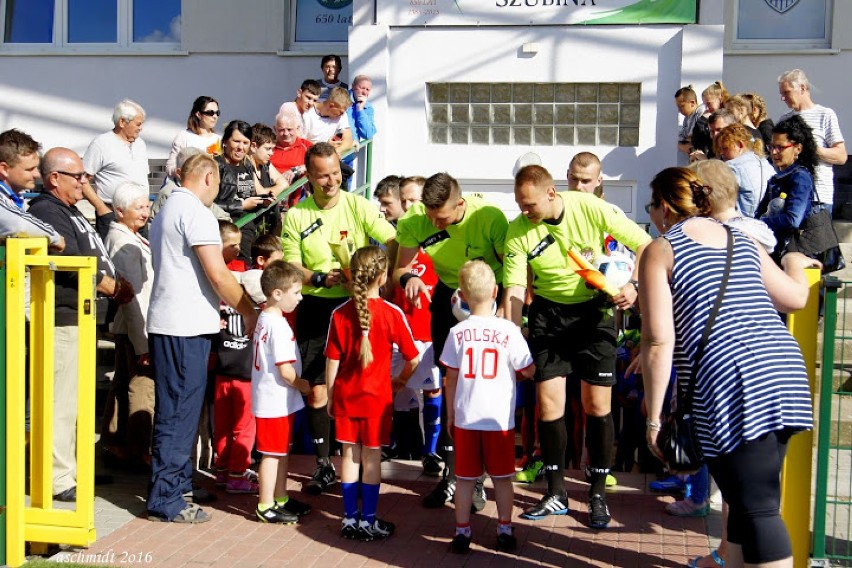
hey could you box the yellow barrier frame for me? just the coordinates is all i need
[783,267,821,568]
[5,237,97,567]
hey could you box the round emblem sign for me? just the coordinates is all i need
[317,0,352,9]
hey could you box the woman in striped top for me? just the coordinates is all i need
[640,167,818,567]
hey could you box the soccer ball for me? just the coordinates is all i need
[594,251,635,290]
[451,289,471,321]
[451,289,498,321]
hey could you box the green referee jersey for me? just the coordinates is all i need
[282,190,396,298]
[396,195,508,289]
[503,191,651,304]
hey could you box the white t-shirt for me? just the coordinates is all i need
[302,106,351,144]
[165,129,221,178]
[251,311,305,418]
[782,105,845,204]
[439,315,534,431]
[83,131,150,204]
[146,188,222,336]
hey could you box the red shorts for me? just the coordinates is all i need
[453,427,515,479]
[335,414,392,449]
[255,414,295,456]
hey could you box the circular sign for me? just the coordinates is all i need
[317,0,352,9]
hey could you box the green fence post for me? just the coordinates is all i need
[812,276,841,559]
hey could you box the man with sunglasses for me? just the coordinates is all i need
[82,99,150,239]
[29,147,134,504]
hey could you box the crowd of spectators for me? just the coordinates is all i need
[0,63,841,567]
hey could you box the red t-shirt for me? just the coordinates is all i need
[392,248,437,341]
[270,138,313,172]
[325,298,419,418]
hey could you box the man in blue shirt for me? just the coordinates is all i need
[347,75,377,142]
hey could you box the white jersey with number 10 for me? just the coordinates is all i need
[439,315,533,431]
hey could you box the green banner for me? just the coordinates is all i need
[380,0,697,27]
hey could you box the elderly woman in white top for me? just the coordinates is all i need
[102,182,155,469]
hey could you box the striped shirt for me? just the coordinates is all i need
[666,220,813,458]
[781,105,845,205]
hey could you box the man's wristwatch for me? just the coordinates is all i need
[629,279,639,292]
[310,272,328,288]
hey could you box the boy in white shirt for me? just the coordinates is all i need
[440,261,535,554]
[252,260,313,523]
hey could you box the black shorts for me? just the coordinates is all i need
[528,295,616,386]
[296,294,347,386]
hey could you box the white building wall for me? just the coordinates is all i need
[0,0,348,158]
[0,55,324,158]
[723,0,852,129]
[350,1,725,221]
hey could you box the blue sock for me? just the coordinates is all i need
[361,482,380,524]
[341,481,360,519]
[422,393,442,455]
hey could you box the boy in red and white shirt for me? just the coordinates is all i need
[440,260,535,554]
[251,260,312,524]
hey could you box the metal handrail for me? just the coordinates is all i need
[234,138,374,229]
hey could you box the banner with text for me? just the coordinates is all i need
[296,0,353,43]
[378,0,697,27]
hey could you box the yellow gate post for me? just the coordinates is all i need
[783,267,821,568]
[5,237,98,567]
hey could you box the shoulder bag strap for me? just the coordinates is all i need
[684,224,734,414]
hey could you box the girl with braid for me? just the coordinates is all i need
[325,246,420,541]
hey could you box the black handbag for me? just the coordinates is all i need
[784,190,846,274]
[658,225,733,474]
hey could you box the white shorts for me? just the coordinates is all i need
[391,340,441,391]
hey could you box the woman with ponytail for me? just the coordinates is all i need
[324,245,420,542]
[642,167,818,567]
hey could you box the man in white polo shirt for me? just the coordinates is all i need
[82,98,150,238]
[778,68,847,206]
[145,153,257,524]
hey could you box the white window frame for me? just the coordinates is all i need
[0,0,181,54]
[728,0,833,52]
[286,0,350,53]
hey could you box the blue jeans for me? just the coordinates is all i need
[146,334,212,520]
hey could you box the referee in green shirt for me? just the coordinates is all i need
[394,172,508,509]
[503,164,650,529]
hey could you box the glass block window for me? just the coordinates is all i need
[428,82,641,146]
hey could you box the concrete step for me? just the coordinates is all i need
[834,220,852,243]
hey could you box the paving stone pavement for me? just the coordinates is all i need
[44,456,718,567]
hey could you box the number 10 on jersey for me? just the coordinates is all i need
[463,347,499,380]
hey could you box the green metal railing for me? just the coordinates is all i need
[813,277,852,565]
[234,138,374,230]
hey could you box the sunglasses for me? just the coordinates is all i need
[200,110,221,117]
[56,171,89,182]
[768,143,795,153]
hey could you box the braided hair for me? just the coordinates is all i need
[348,245,388,368]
